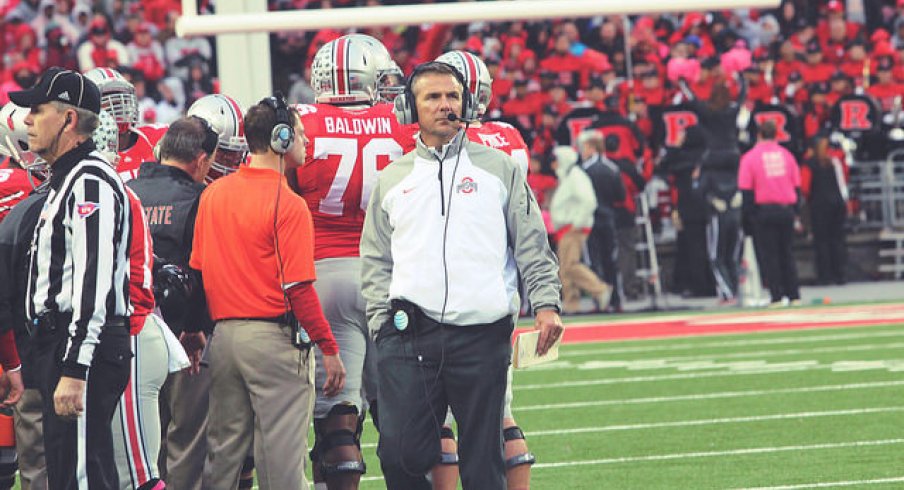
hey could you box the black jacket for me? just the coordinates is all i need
[582,155,626,220]
[0,189,48,387]
[659,126,709,223]
[128,162,211,334]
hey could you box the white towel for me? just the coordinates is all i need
[150,312,191,373]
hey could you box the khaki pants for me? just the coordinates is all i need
[206,320,315,490]
[158,359,211,490]
[14,388,46,490]
[558,228,608,312]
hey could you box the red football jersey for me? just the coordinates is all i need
[467,121,529,176]
[294,103,413,260]
[0,168,35,222]
[118,124,168,182]
[125,186,155,335]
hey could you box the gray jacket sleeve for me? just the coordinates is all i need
[506,163,562,313]
[360,174,394,337]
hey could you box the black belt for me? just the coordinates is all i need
[31,311,128,337]
[222,313,296,326]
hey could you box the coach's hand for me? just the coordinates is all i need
[1,369,24,407]
[321,354,346,397]
[534,309,564,356]
[54,376,86,419]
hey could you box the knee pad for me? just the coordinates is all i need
[0,448,16,490]
[312,404,366,476]
[503,426,536,468]
[439,426,459,465]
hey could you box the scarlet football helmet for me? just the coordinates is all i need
[84,67,139,133]
[340,34,405,102]
[311,37,380,106]
[186,94,249,183]
[436,50,493,116]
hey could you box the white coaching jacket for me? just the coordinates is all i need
[360,131,561,333]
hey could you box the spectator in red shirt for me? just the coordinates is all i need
[773,39,804,88]
[840,39,870,83]
[127,22,165,86]
[800,40,834,84]
[743,66,773,106]
[0,62,38,105]
[502,79,540,130]
[867,57,904,111]
[816,0,862,48]
[825,71,852,106]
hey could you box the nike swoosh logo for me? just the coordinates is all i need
[402,188,415,194]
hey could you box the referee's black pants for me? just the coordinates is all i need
[36,325,131,490]
[755,205,801,303]
[375,305,512,490]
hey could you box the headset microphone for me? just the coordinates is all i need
[447,113,479,124]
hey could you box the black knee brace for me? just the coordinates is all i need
[439,426,459,465]
[503,426,536,468]
[312,404,366,476]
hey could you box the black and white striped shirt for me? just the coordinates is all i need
[26,140,131,379]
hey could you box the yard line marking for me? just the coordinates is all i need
[526,342,904,375]
[521,407,904,436]
[356,406,904,449]
[561,329,904,357]
[515,380,904,412]
[516,365,826,390]
[531,438,904,468]
[737,476,904,489]
[530,343,904,372]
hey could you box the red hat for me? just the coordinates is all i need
[826,0,844,14]
[870,29,890,44]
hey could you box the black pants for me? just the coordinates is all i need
[375,308,512,490]
[810,200,847,284]
[36,328,131,490]
[706,208,743,300]
[588,213,619,307]
[755,205,801,302]
[674,222,714,297]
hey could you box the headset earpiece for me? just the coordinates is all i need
[262,94,294,154]
[393,61,476,127]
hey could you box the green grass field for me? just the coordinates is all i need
[354,321,904,489]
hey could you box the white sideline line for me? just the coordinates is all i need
[532,439,904,469]
[516,365,825,390]
[562,329,904,357]
[535,342,904,371]
[737,476,904,489]
[515,380,904,412]
[522,406,904,436]
[358,407,904,450]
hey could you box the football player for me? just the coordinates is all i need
[433,49,536,490]
[91,109,174,490]
[84,67,168,181]
[436,50,530,176]
[0,103,43,221]
[293,35,413,489]
[186,94,250,183]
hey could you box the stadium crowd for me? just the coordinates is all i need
[0,1,901,489]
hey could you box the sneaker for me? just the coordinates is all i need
[789,299,802,307]
[767,301,785,309]
[597,284,613,311]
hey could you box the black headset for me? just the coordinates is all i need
[393,61,475,125]
[261,93,294,154]
[190,115,219,156]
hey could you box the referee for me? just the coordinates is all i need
[13,67,133,489]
